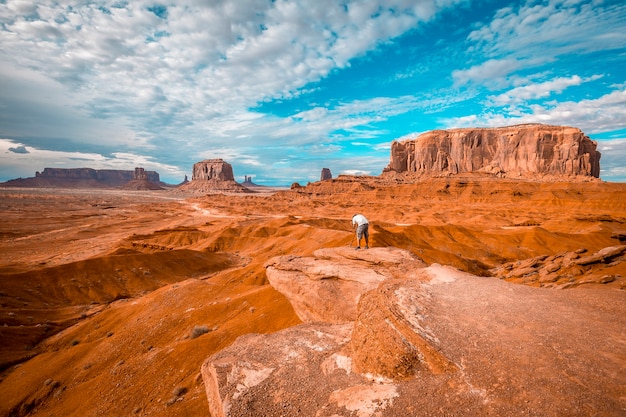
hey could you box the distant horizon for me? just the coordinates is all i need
[1,1,625,184]
[1,121,623,186]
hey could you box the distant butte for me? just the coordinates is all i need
[178,159,251,193]
[120,168,164,190]
[384,124,601,179]
[0,167,164,189]
[0,125,605,190]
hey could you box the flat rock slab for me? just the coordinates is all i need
[264,247,424,323]
[204,250,626,416]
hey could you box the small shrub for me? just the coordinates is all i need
[189,325,210,339]
[166,386,188,406]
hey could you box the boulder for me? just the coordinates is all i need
[264,247,423,323]
[350,279,458,379]
[384,124,600,178]
[490,245,626,287]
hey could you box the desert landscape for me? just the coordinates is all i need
[1,125,625,416]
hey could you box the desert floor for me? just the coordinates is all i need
[0,176,625,416]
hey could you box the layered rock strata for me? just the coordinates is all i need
[192,159,234,181]
[179,159,249,193]
[385,124,601,178]
[491,245,626,288]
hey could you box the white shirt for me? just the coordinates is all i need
[352,214,369,226]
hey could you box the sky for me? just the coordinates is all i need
[1,0,625,185]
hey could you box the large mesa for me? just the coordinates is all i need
[384,124,601,179]
[0,167,162,188]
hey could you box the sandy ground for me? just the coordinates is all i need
[0,177,625,416]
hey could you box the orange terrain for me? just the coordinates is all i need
[0,176,625,416]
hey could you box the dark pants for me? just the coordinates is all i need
[356,223,369,242]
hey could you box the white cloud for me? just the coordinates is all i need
[452,58,520,87]
[0,63,140,147]
[451,0,626,95]
[489,75,603,106]
[597,138,626,182]
[443,88,626,134]
[1,0,465,121]
[467,0,626,60]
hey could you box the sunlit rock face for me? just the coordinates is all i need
[191,159,235,181]
[181,159,249,193]
[385,124,601,178]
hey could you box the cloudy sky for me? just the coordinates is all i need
[1,0,625,185]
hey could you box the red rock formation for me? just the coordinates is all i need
[1,167,162,188]
[320,168,332,181]
[191,159,234,181]
[384,124,601,178]
[36,167,161,184]
[203,247,626,416]
[179,159,250,193]
[134,167,147,180]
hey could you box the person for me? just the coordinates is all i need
[351,213,369,250]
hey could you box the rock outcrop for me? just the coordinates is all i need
[264,247,410,323]
[202,247,626,416]
[320,168,332,181]
[384,124,601,178]
[1,167,162,188]
[178,159,249,193]
[491,245,626,288]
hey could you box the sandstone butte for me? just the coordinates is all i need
[0,124,625,417]
[178,159,251,193]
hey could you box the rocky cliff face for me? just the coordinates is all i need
[180,159,249,193]
[191,159,234,181]
[385,124,600,178]
[36,167,161,184]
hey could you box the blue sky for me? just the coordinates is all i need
[1,0,625,185]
